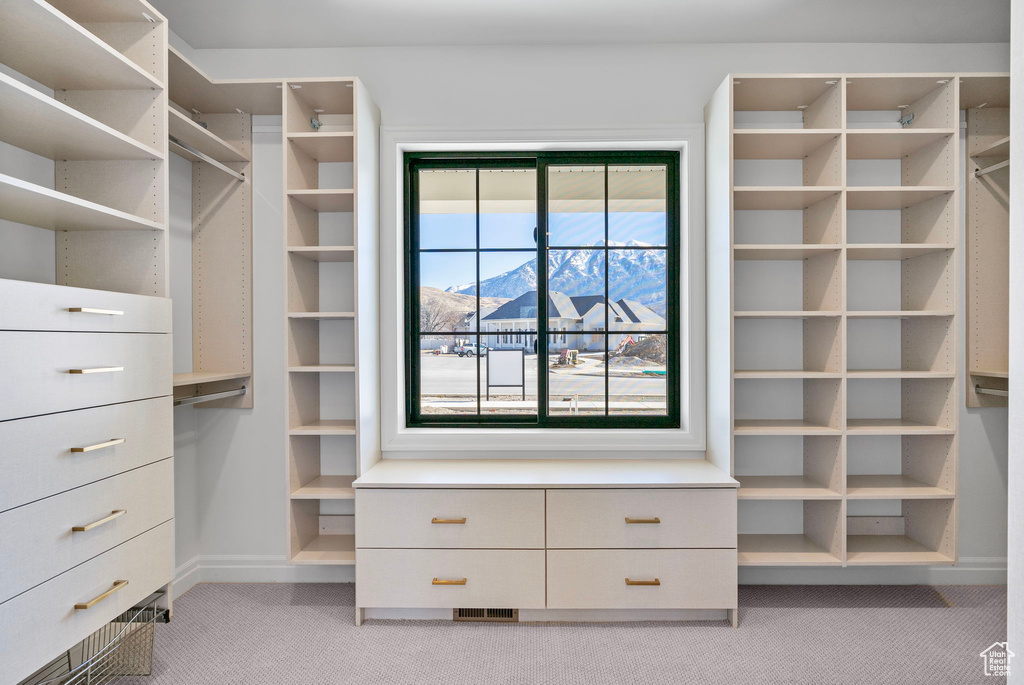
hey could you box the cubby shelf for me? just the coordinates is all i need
[287,133,354,162]
[0,0,163,91]
[845,536,953,566]
[291,536,356,565]
[287,246,355,262]
[287,189,354,212]
[0,173,165,232]
[288,420,357,436]
[845,244,954,260]
[737,534,842,566]
[289,365,356,373]
[846,475,953,500]
[737,476,841,500]
[733,245,841,260]
[0,72,164,161]
[846,130,955,158]
[287,312,355,320]
[290,476,356,500]
[971,135,1010,163]
[168,108,248,163]
[710,73,964,568]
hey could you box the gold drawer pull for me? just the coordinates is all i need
[625,578,661,586]
[68,307,124,316]
[432,578,467,585]
[68,366,124,374]
[431,517,467,524]
[75,580,128,610]
[625,517,661,524]
[72,510,126,532]
[71,438,126,453]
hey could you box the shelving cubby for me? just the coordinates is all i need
[166,47,281,408]
[284,79,380,566]
[707,72,961,567]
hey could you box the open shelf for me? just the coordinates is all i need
[738,534,841,566]
[167,46,281,115]
[734,311,841,319]
[0,0,163,91]
[173,371,251,387]
[971,369,1009,379]
[288,312,355,320]
[733,130,842,158]
[846,130,955,158]
[0,72,163,161]
[168,108,248,163]
[0,173,165,232]
[971,135,1010,163]
[290,476,355,500]
[846,77,956,129]
[734,187,842,210]
[847,419,954,435]
[287,189,354,212]
[847,311,954,319]
[846,475,953,500]
[846,244,954,260]
[289,365,356,373]
[846,187,953,210]
[846,370,953,379]
[732,77,842,130]
[288,420,357,436]
[735,316,842,376]
[734,420,840,435]
[738,476,840,500]
[287,133,354,162]
[733,245,841,260]
[287,246,355,262]
[846,535,953,565]
[734,371,841,379]
[291,535,356,565]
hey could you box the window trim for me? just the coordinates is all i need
[380,125,706,454]
[405,150,682,429]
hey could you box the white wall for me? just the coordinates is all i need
[167,36,1009,587]
[1008,3,1022,680]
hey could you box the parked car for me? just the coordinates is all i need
[454,343,488,357]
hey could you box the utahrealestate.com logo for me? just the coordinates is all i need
[979,642,1014,677]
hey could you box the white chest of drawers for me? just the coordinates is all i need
[0,279,174,685]
[354,459,739,627]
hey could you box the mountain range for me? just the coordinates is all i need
[444,241,667,316]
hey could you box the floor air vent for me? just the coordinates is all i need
[453,608,519,622]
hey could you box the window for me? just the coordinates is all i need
[406,151,680,428]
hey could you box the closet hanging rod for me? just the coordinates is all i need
[975,385,1008,398]
[168,136,246,183]
[975,159,1010,178]
[173,386,247,407]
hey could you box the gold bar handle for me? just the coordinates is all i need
[74,580,128,610]
[431,517,467,524]
[432,578,467,585]
[68,366,124,374]
[68,307,124,316]
[71,438,126,453]
[625,517,661,524]
[625,578,661,586]
[72,510,126,532]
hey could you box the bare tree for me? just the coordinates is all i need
[420,301,462,333]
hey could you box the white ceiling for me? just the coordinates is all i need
[152,0,1010,50]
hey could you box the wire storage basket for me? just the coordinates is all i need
[19,592,168,685]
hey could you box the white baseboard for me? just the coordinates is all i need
[738,557,1007,585]
[172,555,354,599]
[363,607,729,622]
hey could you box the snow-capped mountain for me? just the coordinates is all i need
[445,241,667,315]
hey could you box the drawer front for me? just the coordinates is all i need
[0,521,173,685]
[356,489,545,549]
[547,549,737,610]
[0,278,171,333]
[546,488,737,549]
[0,331,171,421]
[0,397,172,513]
[356,549,546,609]
[0,458,174,603]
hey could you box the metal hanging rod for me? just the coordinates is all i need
[975,159,1009,178]
[975,385,1008,398]
[174,386,247,407]
[168,135,246,183]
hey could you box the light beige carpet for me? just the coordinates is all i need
[123,583,1007,684]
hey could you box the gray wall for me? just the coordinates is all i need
[1009,2,1022,681]
[169,35,1013,587]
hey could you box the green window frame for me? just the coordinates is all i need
[405,150,681,429]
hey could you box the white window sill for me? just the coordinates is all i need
[383,426,705,453]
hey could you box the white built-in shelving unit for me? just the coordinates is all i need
[283,78,380,565]
[707,73,965,567]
